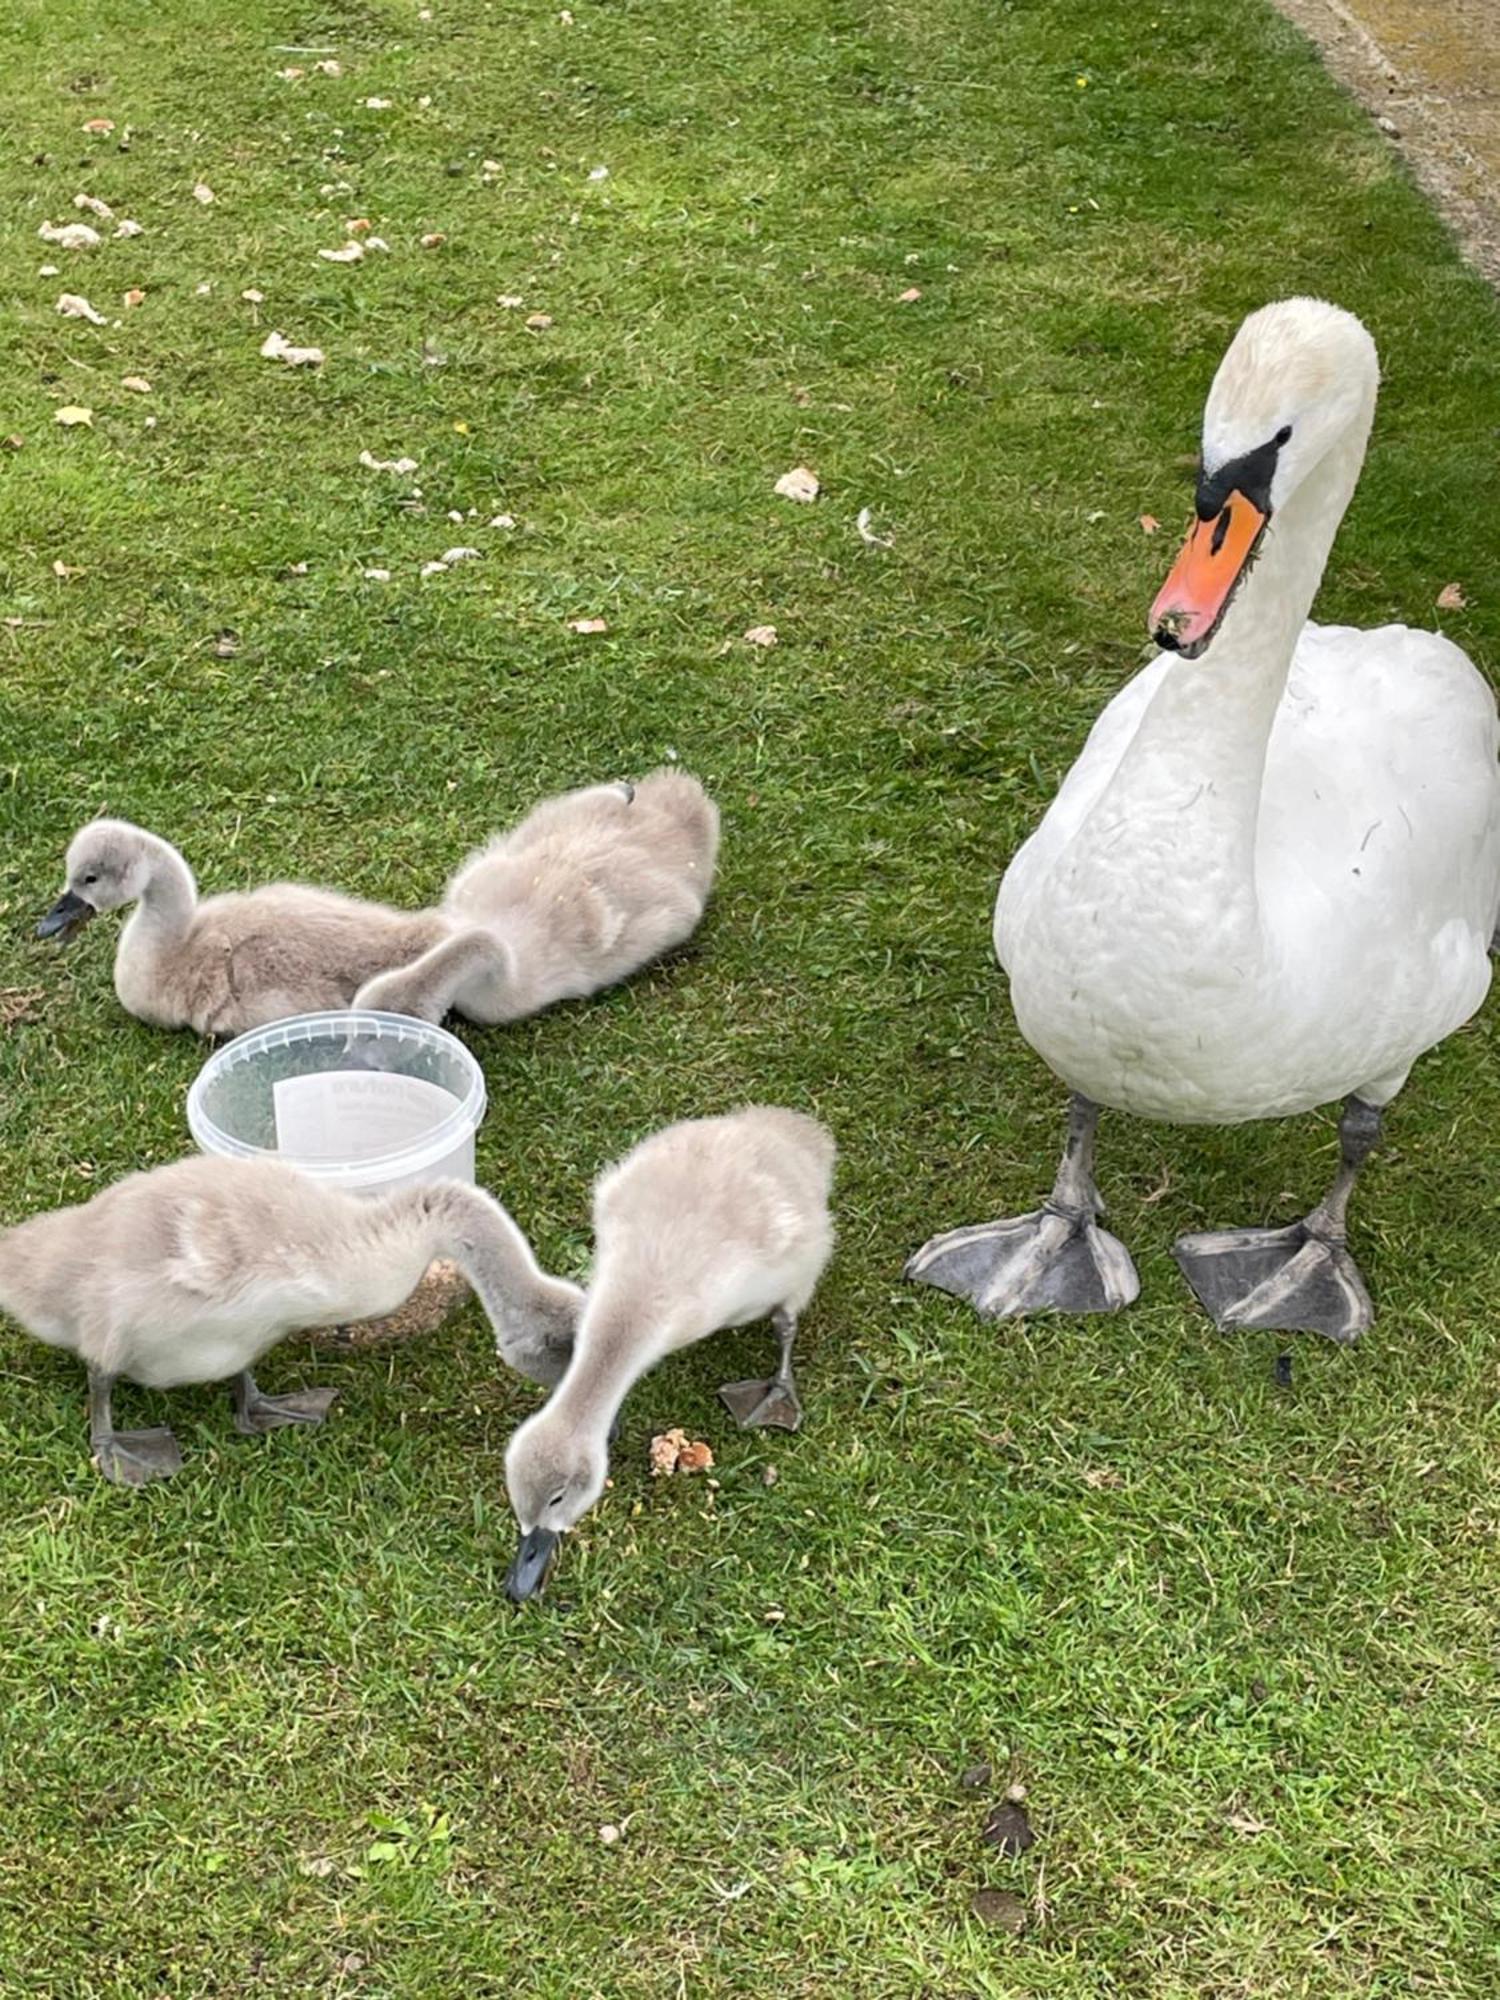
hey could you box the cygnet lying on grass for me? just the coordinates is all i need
[504,1106,836,1600]
[353,769,720,1023]
[0,1156,583,1486]
[38,820,448,1037]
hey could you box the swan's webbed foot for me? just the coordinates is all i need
[93,1425,185,1486]
[906,1208,1139,1318]
[231,1374,339,1435]
[719,1374,804,1432]
[1173,1222,1372,1343]
[719,1306,805,1431]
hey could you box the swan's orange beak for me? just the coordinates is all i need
[1149,492,1268,658]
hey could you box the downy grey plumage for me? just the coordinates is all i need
[504,1106,835,1599]
[0,1156,583,1485]
[37,819,448,1037]
[353,770,720,1024]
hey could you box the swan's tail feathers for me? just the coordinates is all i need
[632,769,721,874]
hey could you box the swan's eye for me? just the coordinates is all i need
[548,1490,566,1510]
[81,873,99,886]
[1275,424,1293,446]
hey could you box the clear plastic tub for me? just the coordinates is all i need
[187,1011,487,1195]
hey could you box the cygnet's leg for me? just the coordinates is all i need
[231,1371,339,1435]
[905,1095,1139,1318]
[354,931,510,1024]
[87,1368,184,1486]
[1173,1095,1381,1343]
[720,1305,804,1433]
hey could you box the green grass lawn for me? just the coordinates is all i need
[1,0,1498,1992]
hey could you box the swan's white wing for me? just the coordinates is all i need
[994,653,1172,971]
[1258,621,1500,1046]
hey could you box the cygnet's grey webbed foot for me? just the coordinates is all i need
[87,1367,185,1485]
[231,1372,339,1436]
[719,1305,804,1432]
[1175,1095,1383,1345]
[93,1426,185,1486]
[906,1095,1139,1319]
[907,1207,1139,1318]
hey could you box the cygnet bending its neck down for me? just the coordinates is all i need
[0,1157,583,1486]
[353,769,720,1025]
[38,819,448,1038]
[504,1106,836,1601]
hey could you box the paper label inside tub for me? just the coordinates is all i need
[272,1071,457,1163]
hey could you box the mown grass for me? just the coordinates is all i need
[1,0,1498,1993]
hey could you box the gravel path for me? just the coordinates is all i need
[1273,0,1500,284]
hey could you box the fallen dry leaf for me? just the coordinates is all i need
[121,375,151,394]
[365,236,391,253]
[588,164,609,181]
[38,264,59,277]
[488,512,516,528]
[362,567,392,582]
[192,182,216,205]
[346,217,372,234]
[743,624,778,647]
[525,311,553,331]
[122,287,146,308]
[112,218,144,239]
[73,193,113,219]
[81,118,115,135]
[277,65,306,80]
[56,293,106,324]
[0,988,45,1028]
[52,560,84,579]
[39,220,101,250]
[496,294,524,309]
[364,96,393,110]
[319,241,364,263]
[420,559,450,577]
[1225,1810,1269,1838]
[567,615,608,634]
[1436,582,1467,611]
[855,505,893,547]
[260,330,325,367]
[440,545,481,564]
[420,231,446,249]
[1139,514,1161,535]
[314,58,342,76]
[54,406,94,427]
[195,282,212,297]
[359,450,418,474]
[241,288,265,304]
[775,464,819,503]
[897,285,922,303]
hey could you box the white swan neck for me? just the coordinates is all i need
[131,835,198,943]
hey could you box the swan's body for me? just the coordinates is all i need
[0,1156,582,1483]
[353,770,720,1025]
[503,1107,836,1598]
[910,298,1500,1341]
[39,822,446,1037]
[998,619,1499,1121]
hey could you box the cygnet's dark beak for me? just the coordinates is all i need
[505,1526,560,1603]
[36,891,95,942]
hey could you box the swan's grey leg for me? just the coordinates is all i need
[719,1304,804,1432]
[1173,1095,1380,1343]
[354,931,509,1023]
[231,1371,339,1435]
[87,1367,183,1486]
[905,1095,1140,1319]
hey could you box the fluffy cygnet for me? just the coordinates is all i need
[38,819,447,1037]
[353,769,719,1024]
[0,1156,582,1485]
[504,1106,835,1599]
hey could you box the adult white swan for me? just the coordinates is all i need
[908,298,1500,1342]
